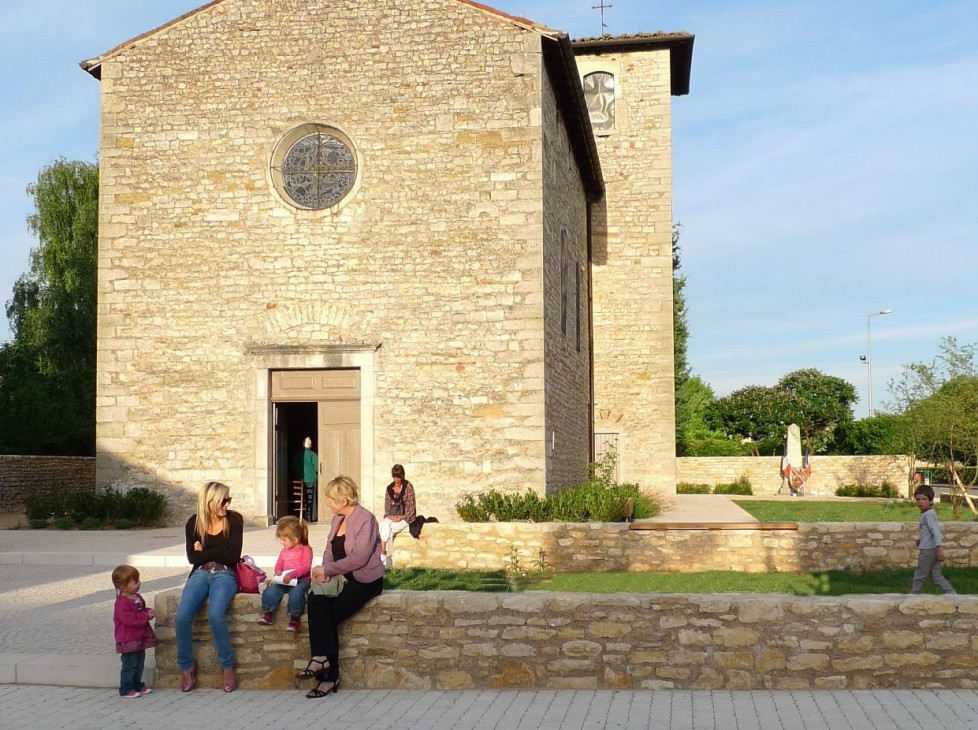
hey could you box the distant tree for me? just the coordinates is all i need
[676,375,746,456]
[829,413,903,455]
[0,159,98,455]
[888,337,978,499]
[707,369,857,454]
[672,224,690,392]
[706,385,784,450]
[775,369,857,449]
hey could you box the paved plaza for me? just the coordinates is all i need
[3,684,978,730]
[2,509,978,728]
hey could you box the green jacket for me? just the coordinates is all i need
[304,448,319,484]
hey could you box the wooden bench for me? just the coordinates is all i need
[628,521,798,531]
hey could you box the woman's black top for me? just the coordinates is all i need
[184,510,244,572]
[330,535,356,581]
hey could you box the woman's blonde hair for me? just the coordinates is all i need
[195,481,231,544]
[276,515,309,546]
[323,475,360,507]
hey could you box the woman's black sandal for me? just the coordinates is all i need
[294,658,328,686]
[306,677,339,699]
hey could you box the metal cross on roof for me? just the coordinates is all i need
[591,0,613,36]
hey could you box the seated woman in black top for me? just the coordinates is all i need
[175,481,243,693]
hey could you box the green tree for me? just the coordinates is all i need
[829,413,904,455]
[707,369,857,454]
[889,337,978,499]
[672,224,690,392]
[676,375,746,456]
[0,159,99,455]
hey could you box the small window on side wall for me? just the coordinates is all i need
[583,72,616,133]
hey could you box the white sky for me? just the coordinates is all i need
[1,0,976,416]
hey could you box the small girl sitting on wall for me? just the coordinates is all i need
[259,516,313,632]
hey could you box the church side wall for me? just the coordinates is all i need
[94,0,552,523]
[577,50,677,497]
[540,68,592,493]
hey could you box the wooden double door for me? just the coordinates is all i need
[271,369,360,522]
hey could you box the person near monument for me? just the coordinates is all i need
[175,481,243,693]
[379,463,416,568]
[910,484,956,595]
[299,475,385,699]
[303,436,319,522]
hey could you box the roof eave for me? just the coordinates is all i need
[571,34,694,96]
[542,34,605,203]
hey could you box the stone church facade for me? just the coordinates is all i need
[82,0,692,523]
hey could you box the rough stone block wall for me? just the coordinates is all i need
[541,65,592,493]
[677,456,912,497]
[153,589,978,690]
[387,521,978,573]
[575,49,677,499]
[0,456,96,511]
[94,0,588,523]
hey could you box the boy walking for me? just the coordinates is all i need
[910,485,956,594]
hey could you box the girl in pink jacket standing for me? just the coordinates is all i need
[112,565,156,698]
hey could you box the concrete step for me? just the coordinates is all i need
[0,652,155,688]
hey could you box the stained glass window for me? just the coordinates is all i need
[271,126,357,210]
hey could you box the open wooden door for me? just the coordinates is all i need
[317,399,361,522]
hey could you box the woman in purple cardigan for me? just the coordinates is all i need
[299,475,385,698]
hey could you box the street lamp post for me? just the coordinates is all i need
[866,308,892,417]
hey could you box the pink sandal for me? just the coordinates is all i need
[180,661,197,693]
[222,667,237,693]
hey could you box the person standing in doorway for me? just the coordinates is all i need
[304,437,319,523]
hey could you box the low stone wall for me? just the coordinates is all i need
[391,521,978,573]
[0,455,96,511]
[153,590,978,690]
[677,455,910,497]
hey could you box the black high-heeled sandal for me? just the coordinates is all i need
[294,658,328,682]
[306,677,340,699]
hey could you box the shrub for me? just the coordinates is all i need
[455,453,660,522]
[119,488,168,525]
[53,516,73,530]
[879,481,900,499]
[455,494,490,522]
[836,483,901,499]
[80,517,102,530]
[23,484,67,521]
[713,476,753,495]
[113,518,133,530]
[677,482,711,495]
[29,518,48,529]
[22,484,168,529]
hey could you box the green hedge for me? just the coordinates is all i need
[713,477,753,495]
[456,453,660,523]
[24,484,168,527]
[835,482,900,499]
[676,482,712,494]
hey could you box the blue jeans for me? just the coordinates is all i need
[261,579,310,616]
[175,568,238,671]
[119,650,145,695]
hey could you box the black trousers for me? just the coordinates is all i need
[307,576,383,679]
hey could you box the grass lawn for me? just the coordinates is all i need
[733,499,974,523]
[385,567,976,595]
[529,568,977,596]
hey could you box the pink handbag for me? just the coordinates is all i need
[235,555,266,594]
